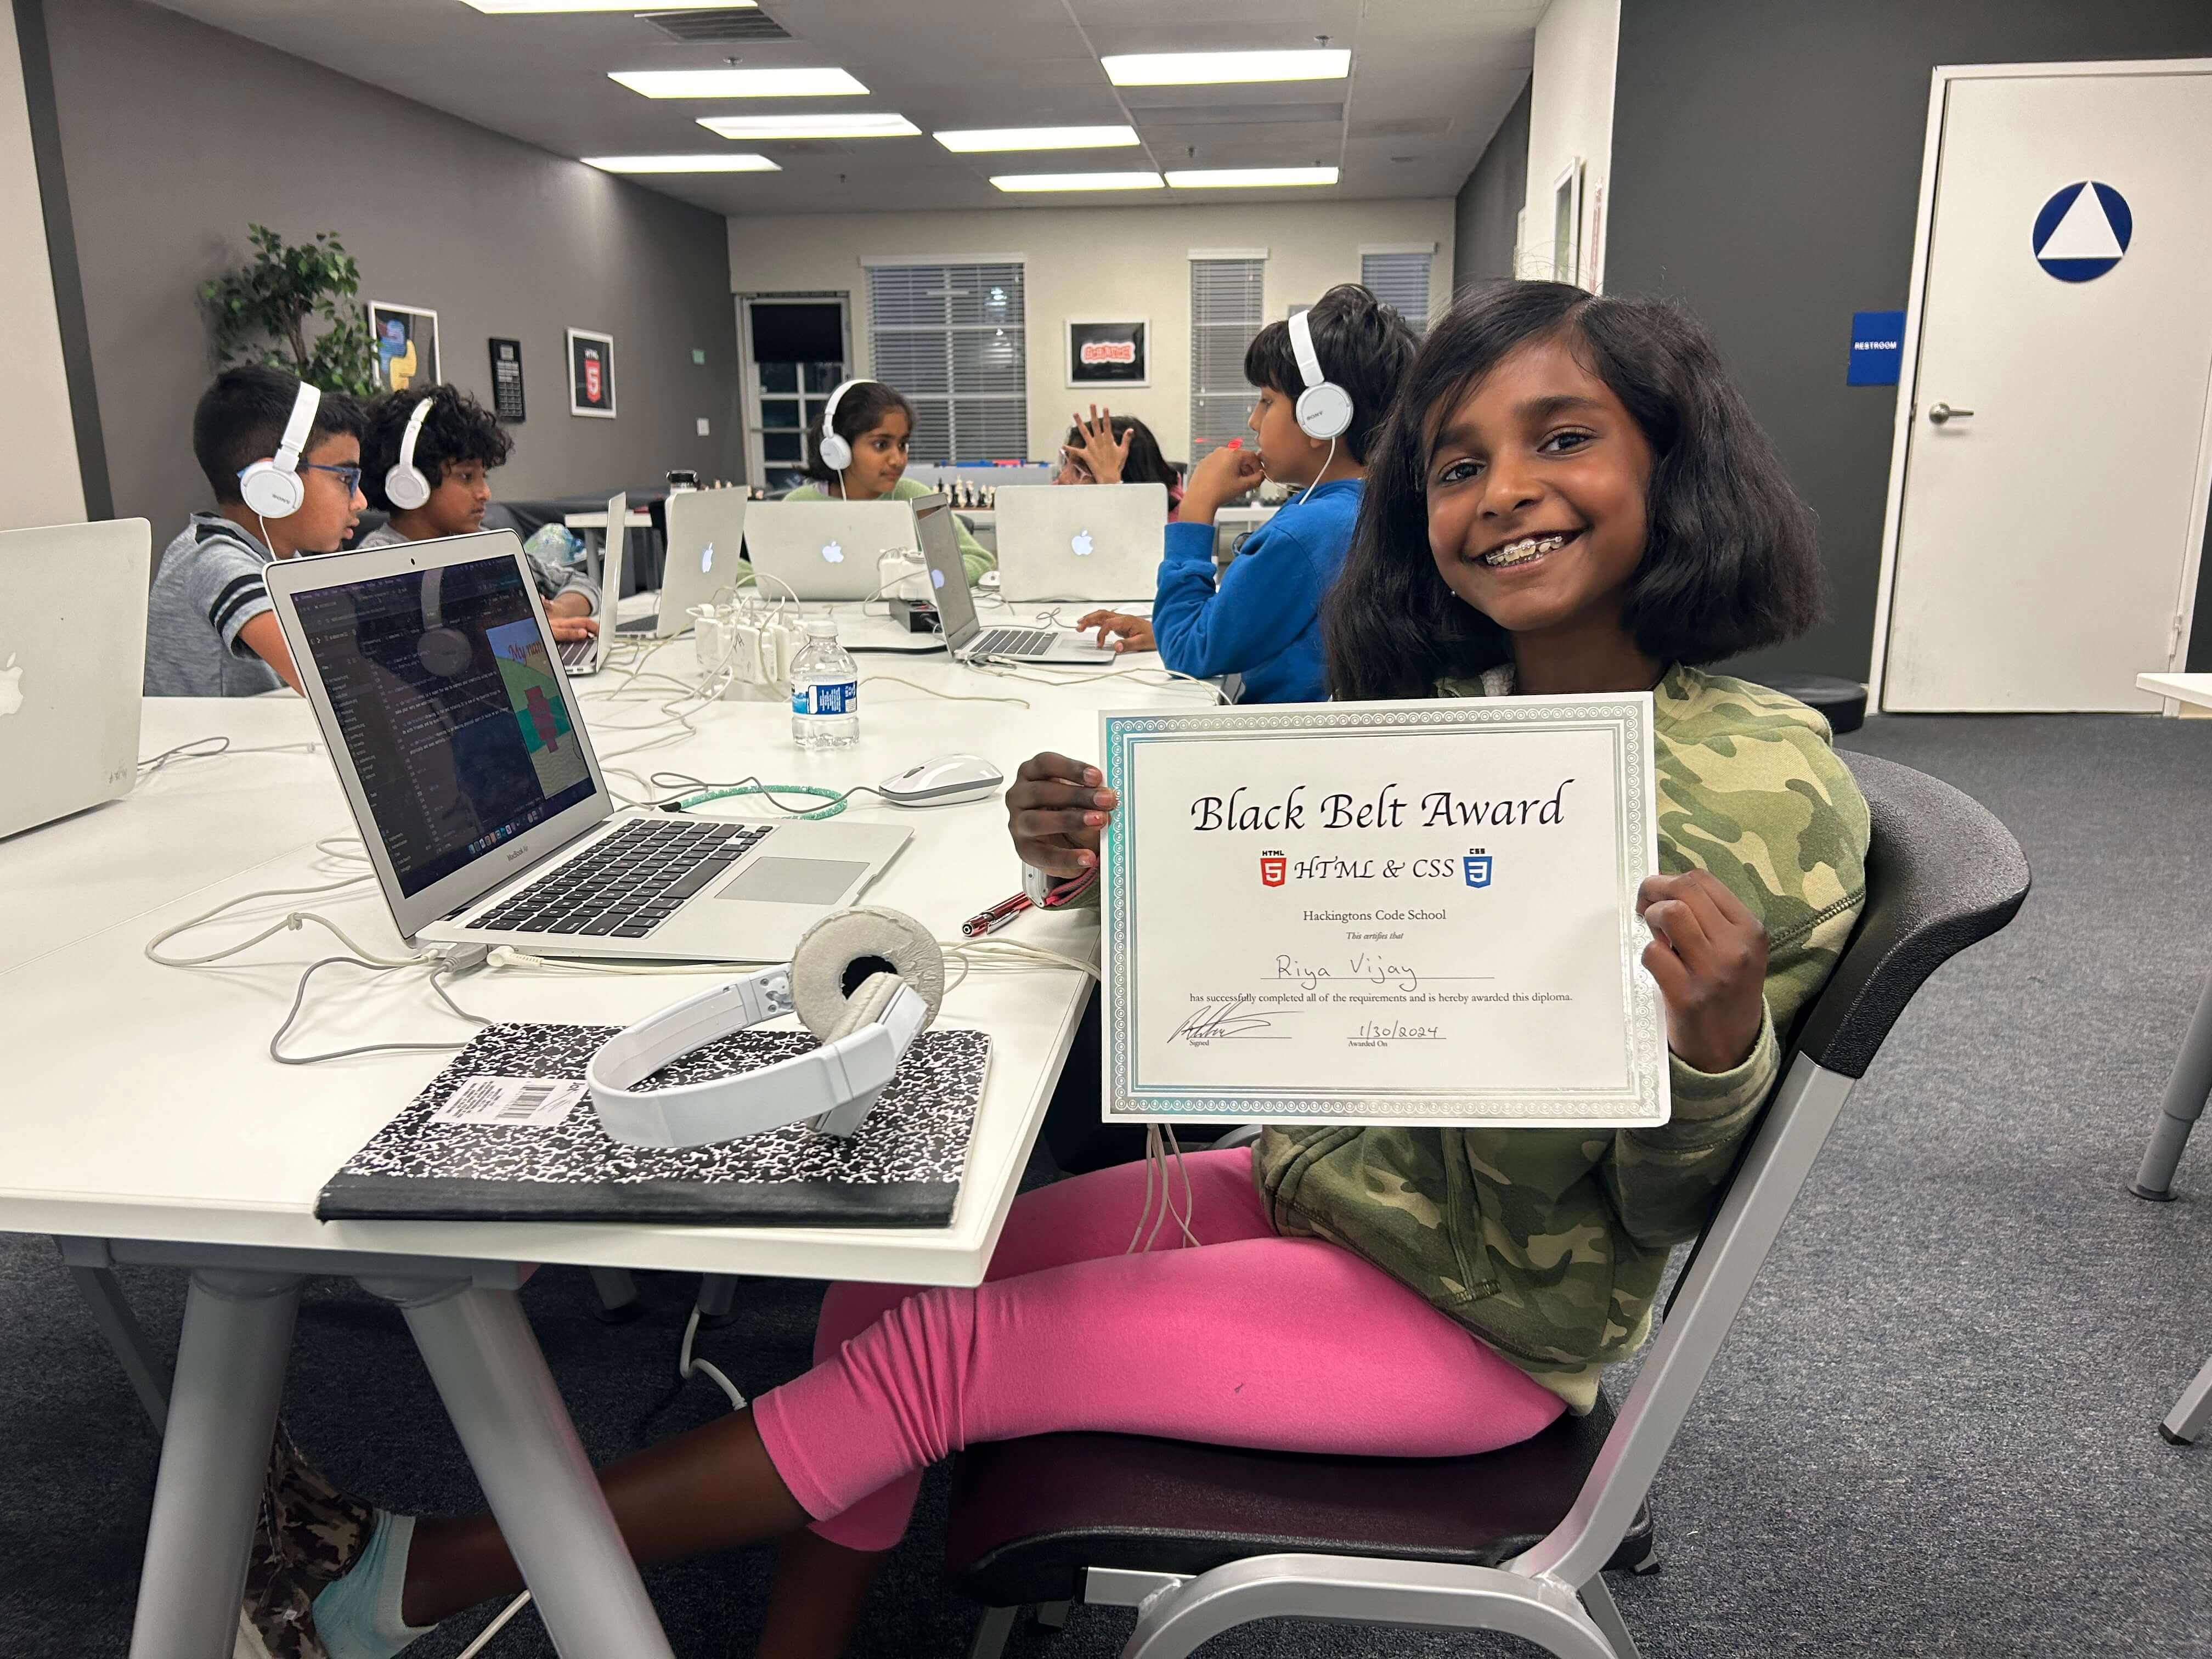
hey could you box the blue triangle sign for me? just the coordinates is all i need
[2033,181,2132,283]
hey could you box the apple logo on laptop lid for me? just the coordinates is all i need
[1070,530,1093,558]
[701,541,715,574]
[0,655,20,718]
[821,539,845,564]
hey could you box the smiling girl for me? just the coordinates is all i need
[782,379,993,583]
[293,284,1867,1659]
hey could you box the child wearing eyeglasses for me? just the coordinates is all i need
[144,364,366,696]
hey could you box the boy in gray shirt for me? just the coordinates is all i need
[144,365,365,697]
[357,383,600,642]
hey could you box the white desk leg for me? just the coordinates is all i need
[2163,1349,2212,1445]
[66,1261,172,1432]
[127,1268,300,1659]
[2133,967,2212,1200]
[363,1276,676,1658]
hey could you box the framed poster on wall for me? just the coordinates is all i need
[567,328,617,418]
[1066,318,1149,388]
[488,337,526,421]
[368,302,438,393]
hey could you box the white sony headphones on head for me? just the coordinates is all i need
[384,394,436,510]
[587,907,945,1148]
[238,380,323,518]
[815,379,866,472]
[1287,308,1353,442]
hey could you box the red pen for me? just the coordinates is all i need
[963,892,1032,938]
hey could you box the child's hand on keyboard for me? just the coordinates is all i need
[549,616,599,644]
[1075,611,1154,653]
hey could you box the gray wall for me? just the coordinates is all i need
[43,0,741,535]
[1453,77,1531,292]
[1606,0,2212,680]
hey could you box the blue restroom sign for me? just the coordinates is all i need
[1848,310,1904,386]
[2032,181,2131,283]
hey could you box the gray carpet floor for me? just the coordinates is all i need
[2,713,2208,1658]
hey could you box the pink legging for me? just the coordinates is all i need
[751,1148,1565,1550]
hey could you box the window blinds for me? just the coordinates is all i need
[1188,256,1266,460]
[1359,250,1432,331]
[865,261,1028,462]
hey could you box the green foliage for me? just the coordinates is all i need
[201,224,380,397]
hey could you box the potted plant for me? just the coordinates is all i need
[201,224,379,395]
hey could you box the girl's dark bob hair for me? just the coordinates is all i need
[803,379,919,482]
[1325,280,1823,700]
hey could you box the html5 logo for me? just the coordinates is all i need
[1259,850,1286,888]
[1079,340,1138,364]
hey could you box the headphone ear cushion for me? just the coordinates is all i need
[789,906,943,1039]
[818,432,852,471]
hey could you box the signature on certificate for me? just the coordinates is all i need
[1167,994,1294,1045]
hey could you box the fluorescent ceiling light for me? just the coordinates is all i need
[1166,166,1338,189]
[465,1,745,10]
[990,171,1164,192]
[699,112,919,139]
[584,153,781,172]
[936,125,1139,153]
[1102,49,1350,86]
[610,67,867,99]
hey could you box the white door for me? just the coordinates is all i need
[1879,65,2212,712]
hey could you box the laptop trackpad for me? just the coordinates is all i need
[717,856,868,906]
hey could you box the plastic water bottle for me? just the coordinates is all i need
[790,615,859,749]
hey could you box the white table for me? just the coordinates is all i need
[2,636,1202,1655]
[2130,674,2212,1445]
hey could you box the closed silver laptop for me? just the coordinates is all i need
[0,518,152,840]
[745,499,916,601]
[992,483,1166,603]
[265,530,910,962]
[625,487,748,637]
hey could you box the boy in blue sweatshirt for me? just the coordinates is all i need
[1079,283,1417,702]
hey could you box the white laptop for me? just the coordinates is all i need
[560,492,625,675]
[624,488,748,638]
[915,495,1118,665]
[265,530,911,962]
[992,483,1166,604]
[0,518,153,840]
[745,499,916,602]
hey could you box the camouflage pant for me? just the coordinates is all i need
[241,1419,376,1658]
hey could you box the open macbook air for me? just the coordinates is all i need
[915,494,1118,666]
[992,483,1166,604]
[744,498,916,602]
[560,492,625,675]
[624,487,748,638]
[265,529,910,962]
[0,517,153,839]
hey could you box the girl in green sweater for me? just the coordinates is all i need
[781,377,994,584]
[290,283,1868,1659]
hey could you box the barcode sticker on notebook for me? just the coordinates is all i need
[431,1077,588,1129]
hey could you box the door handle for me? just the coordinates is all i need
[1927,402,1974,425]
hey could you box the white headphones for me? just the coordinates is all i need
[1287,309,1353,442]
[238,380,323,518]
[815,378,865,472]
[384,395,436,510]
[587,907,945,1148]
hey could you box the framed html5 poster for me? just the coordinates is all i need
[1065,318,1149,388]
[567,328,617,419]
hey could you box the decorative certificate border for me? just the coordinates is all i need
[1099,694,1668,1127]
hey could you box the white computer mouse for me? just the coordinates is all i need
[878,753,1005,808]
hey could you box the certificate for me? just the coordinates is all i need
[1101,695,1670,1128]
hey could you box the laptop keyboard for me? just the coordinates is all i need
[558,635,597,669]
[969,627,1058,658]
[469,819,774,939]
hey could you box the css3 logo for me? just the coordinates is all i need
[1463,850,1493,889]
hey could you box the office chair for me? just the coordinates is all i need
[943,751,2030,1659]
